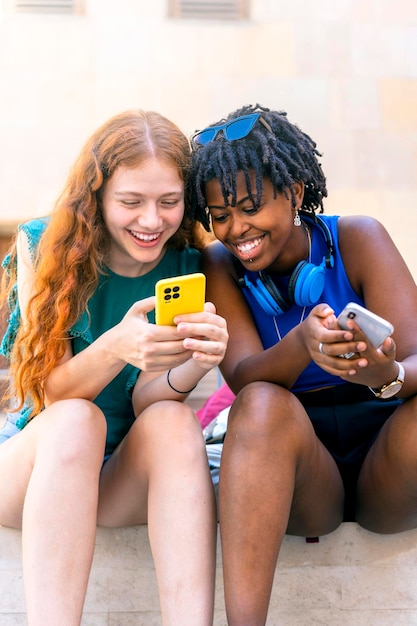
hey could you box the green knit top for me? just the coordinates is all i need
[1,218,201,455]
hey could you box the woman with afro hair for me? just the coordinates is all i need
[190,103,417,625]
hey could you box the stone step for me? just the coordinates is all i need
[1,523,417,625]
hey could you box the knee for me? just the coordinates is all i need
[228,382,305,438]
[39,399,107,465]
[137,400,206,455]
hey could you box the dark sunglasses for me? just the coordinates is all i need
[191,112,273,147]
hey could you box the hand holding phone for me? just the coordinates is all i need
[337,302,394,349]
[155,273,206,326]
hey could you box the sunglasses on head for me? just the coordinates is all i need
[191,112,273,147]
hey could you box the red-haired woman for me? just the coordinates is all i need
[0,110,228,626]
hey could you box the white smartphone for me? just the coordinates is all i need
[337,302,394,349]
[155,273,206,326]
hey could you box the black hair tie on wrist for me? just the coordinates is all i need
[167,369,197,394]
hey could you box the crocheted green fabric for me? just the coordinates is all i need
[1,218,201,455]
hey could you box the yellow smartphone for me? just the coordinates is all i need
[155,272,206,325]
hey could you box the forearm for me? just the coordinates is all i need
[225,325,310,394]
[397,355,417,399]
[132,358,211,417]
[43,329,125,405]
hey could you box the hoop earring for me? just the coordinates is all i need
[293,209,301,227]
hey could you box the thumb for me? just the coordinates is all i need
[315,302,334,319]
[204,301,216,315]
[131,296,156,318]
[381,336,396,358]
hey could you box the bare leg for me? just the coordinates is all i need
[98,400,216,626]
[357,395,417,533]
[0,399,106,626]
[219,382,344,626]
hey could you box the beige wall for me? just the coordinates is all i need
[0,0,417,273]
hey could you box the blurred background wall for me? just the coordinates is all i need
[0,0,416,273]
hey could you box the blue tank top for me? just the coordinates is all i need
[240,215,365,392]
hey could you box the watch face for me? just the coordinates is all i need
[380,382,402,399]
[370,361,404,399]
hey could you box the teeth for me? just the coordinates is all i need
[236,237,262,253]
[130,231,159,242]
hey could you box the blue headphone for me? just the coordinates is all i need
[238,215,334,316]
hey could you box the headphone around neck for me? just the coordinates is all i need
[238,215,334,316]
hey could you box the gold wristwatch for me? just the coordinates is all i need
[369,361,405,399]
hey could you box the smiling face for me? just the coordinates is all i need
[101,158,185,276]
[205,171,307,275]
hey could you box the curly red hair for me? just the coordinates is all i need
[2,109,201,418]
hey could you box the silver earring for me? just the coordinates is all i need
[294,209,301,227]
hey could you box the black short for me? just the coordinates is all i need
[295,384,402,521]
